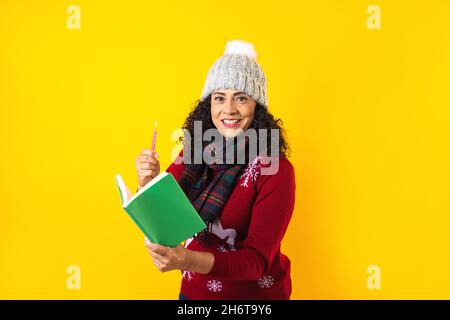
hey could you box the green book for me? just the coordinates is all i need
[114,172,206,247]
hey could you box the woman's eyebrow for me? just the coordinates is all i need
[213,91,246,96]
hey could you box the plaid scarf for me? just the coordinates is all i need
[178,135,251,247]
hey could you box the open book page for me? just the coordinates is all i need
[114,174,134,207]
[115,172,169,207]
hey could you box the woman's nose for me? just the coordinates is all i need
[222,101,238,115]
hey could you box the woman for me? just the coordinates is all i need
[135,40,296,300]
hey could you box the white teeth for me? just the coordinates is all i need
[223,119,239,124]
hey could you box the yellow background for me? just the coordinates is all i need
[1,0,449,299]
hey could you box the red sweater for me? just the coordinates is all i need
[166,151,296,300]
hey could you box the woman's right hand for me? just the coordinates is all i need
[135,149,160,190]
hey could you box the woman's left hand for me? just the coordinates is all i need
[144,237,191,272]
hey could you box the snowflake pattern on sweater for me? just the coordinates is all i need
[207,280,223,292]
[182,270,195,282]
[257,275,275,289]
[240,156,262,188]
[217,245,229,252]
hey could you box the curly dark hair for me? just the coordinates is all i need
[178,94,291,159]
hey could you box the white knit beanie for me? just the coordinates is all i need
[200,40,268,109]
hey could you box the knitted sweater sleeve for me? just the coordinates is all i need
[165,150,185,181]
[205,158,296,281]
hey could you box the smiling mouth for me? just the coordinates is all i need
[221,119,242,128]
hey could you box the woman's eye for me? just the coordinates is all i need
[236,96,247,102]
[214,96,224,102]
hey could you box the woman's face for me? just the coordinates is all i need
[210,89,257,138]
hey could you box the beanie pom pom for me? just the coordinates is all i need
[224,40,257,60]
